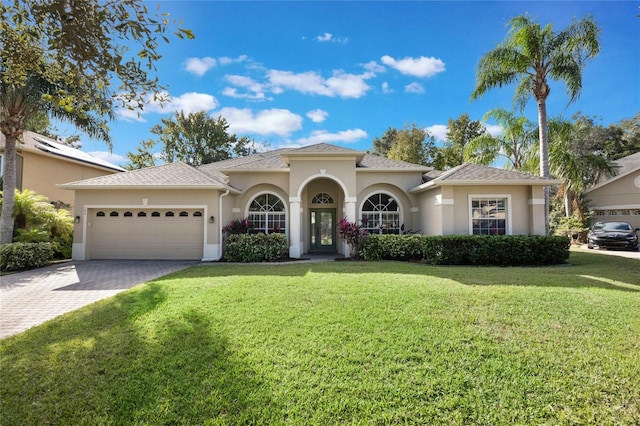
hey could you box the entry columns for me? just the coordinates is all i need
[289,197,302,258]
[344,197,357,257]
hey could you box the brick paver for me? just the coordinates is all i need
[0,260,196,339]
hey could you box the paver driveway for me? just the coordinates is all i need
[0,260,197,339]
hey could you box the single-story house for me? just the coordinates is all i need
[59,143,559,260]
[584,151,640,230]
[0,131,125,210]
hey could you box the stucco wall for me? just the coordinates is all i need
[72,188,220,247]
[22,151,118,211]
[586,171,640,229]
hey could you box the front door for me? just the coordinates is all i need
[310,209,336,252]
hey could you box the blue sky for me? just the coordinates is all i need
[73,1,639,166]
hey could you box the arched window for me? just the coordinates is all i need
[151,211,160,217]
[165,211,174,217]
[109,211,119,217]
[137,212,147,217]
[311,192,334,204]
[124,211,133,217]
[361,193,400,234]
[248,193,286,234]
[193,211,203,217]
[179,211,189,217]
[96,211,105,217]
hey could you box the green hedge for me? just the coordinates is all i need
[223,233,288,262]
[0,242,54,272]
[360,234,570,266]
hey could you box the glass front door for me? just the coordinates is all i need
[310,209,336,252]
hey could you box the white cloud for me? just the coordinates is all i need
[404,82,425,94]
[295,129,368,145]
[381,55,446,78]
[381,82,392,94]
[170,92,219,114]
[185,57,216,76]
[87,151,127,165]
[116,91,218,121]
[216,107,303,136]
[267,69,372,99]
[218,55,248,65]
[306,109,329,123]
[315,32,348,44]
[485,124,504,137]
[223,75,270,100]
[362,61,386,74]
[425,124,448,141]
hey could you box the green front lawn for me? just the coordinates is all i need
[1,252,639,424]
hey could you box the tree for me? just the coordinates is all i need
[125,112,257,169]
[547,117,616,220]
[371,127,398,157]
[465,108,537,171]
[386,122,438,166]
[0,0,193,244]
[471,14,600,234]
[435,113,486,170]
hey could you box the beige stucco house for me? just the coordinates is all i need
[0,131,125,210]
[584,152,640,230]
[60,143,558,260]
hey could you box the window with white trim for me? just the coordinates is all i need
[471,198,508,235]
[248,193,286,234]
[361,193,400,234]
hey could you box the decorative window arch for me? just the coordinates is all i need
[361,192,401,234]
[109,211,119,217]
[124,211,133,217]
[179,211,189,217]
[193,211,202,217]
[311,192,334,205]
[247,193,286,234]
[137,212,147,217]
[151,211,160,217]
[165,211,174,217]
[96,211,105,217]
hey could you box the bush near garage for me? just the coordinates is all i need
[360,234,570,266]
[0,242,54,272]
[223,233,288,262]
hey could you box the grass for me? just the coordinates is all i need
[1,252,639,425]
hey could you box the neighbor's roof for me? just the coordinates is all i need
[58,161,239,192]
[0,131,125,172]
[585,151,640,194]
[410,163,560,193]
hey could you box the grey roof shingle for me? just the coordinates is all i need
[436,163,549,182]
[358,154,430,170]
[60,162,229,188]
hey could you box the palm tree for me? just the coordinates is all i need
[1,73,109,244]
[470,15,600,233]
[464,108,537,171]
[547,117,617,220]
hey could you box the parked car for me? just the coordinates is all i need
[587,221,640,251]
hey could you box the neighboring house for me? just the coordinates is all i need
[59,143,559,261]
[0,131,125,210]
[584,151,640,230]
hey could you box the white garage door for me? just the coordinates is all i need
[90,209,204,260]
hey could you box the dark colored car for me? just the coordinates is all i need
[587,221,640,251]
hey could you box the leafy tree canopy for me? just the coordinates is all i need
[435,114,487,170]
[125,111,258,169]
[371,123,438,167]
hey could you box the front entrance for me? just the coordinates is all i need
[310,209,336,252]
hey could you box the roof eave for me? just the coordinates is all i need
[58,184,241,193]
[356,167,431,173]
[409,179,561,193]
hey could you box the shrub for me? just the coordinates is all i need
[223,233,288,262]
[360,234,570,266]
[0,242,54,272]
[338,218,368,259]
[223,218,254,235]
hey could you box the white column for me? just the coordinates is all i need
[344,197,357,258]
[289,197,302,258]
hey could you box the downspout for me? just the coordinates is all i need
[212,189,230,261]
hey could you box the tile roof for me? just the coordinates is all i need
[1,131,125,172]
[60,162,231,188]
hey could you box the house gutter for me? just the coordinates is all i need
[212,189,230,261]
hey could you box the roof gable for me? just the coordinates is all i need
[586,151,640,193]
